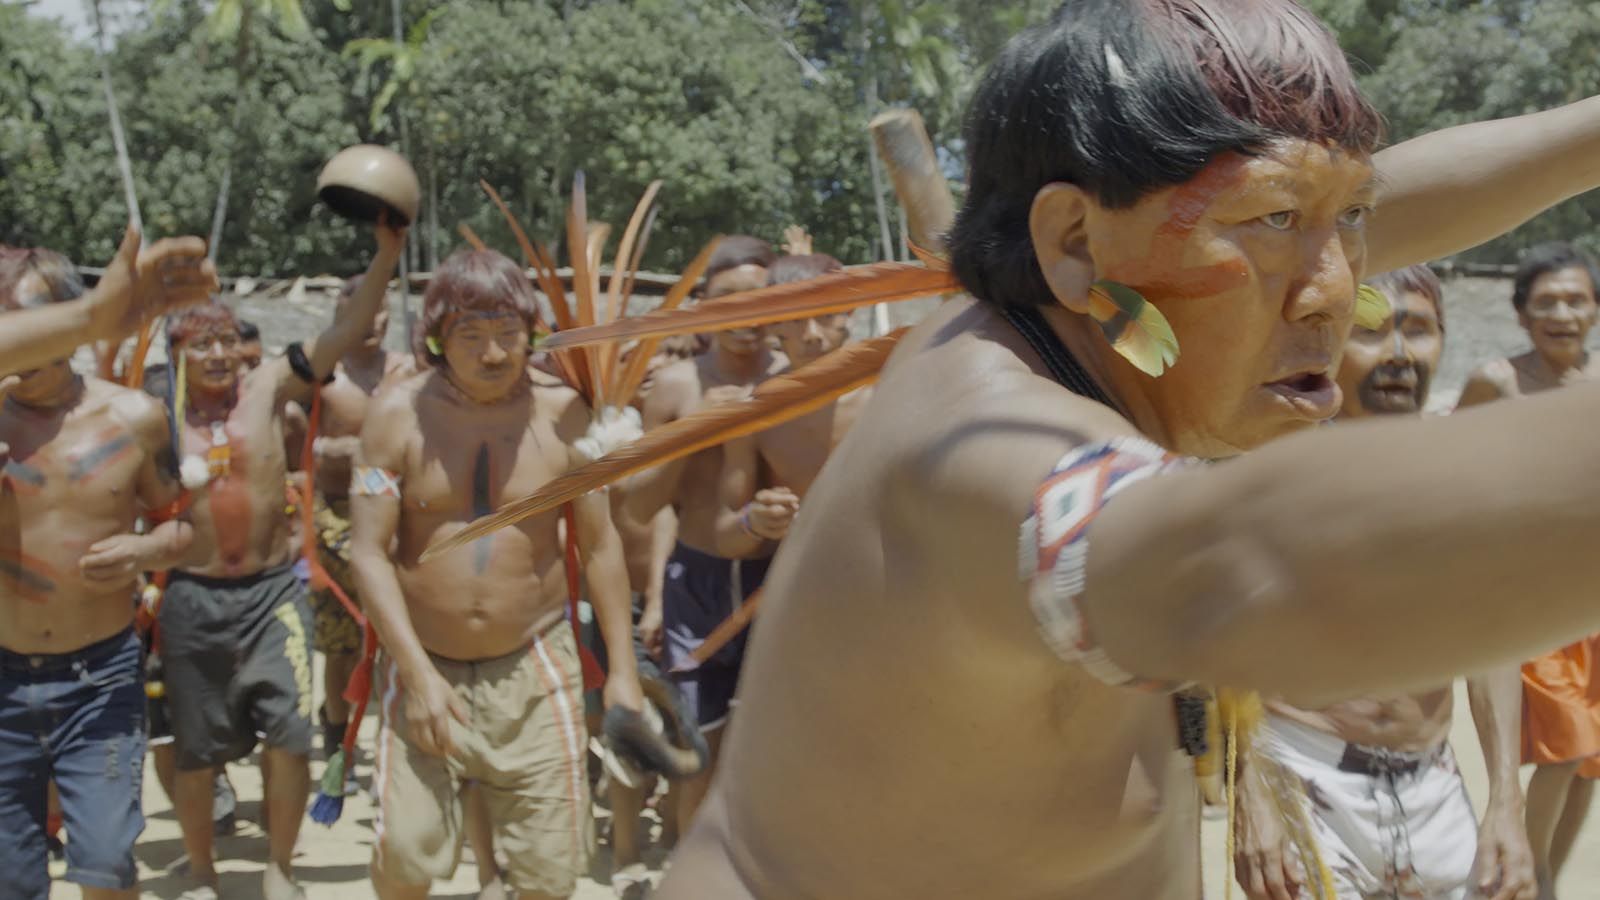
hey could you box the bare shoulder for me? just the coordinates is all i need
[645,356,700,416]
[95,378,169,445]
[1456,357,1517,408]
[537,380,591,444]
[365,371,424,438]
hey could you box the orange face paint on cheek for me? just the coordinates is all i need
[1104,155,1253,300]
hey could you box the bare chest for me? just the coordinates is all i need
[0,415,144,515]
[403,416,569,521]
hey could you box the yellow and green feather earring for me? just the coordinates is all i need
[425,335,443,356]
[1087,281,1180,377]
[1354,284,1392,331]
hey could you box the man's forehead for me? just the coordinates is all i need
[1531,267,1596,297]
[1217,141,1376,200]
[443,311,524,330]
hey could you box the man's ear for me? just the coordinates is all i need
[1029,183,1096,315]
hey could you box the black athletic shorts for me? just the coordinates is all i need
[156,564,314,770]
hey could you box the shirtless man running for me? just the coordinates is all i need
[624,236,790,835]
[1236,265,1534,900]
[0,239,212,900]
[157,222,403,900]
[1457,242,1600,897]
[351,248,644,900]
[653,3,1600,897]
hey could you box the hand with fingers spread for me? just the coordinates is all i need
[403,664,469,759]
[782,224,815,257]
[1233,767,1305,900]
[86,225,218,343]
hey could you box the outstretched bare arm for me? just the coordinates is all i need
[1369,95,1600,275]
[0,227,216,377]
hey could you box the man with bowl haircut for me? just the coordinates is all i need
[157,220,404,900]
[0,237,210,900]
[1235,266,1535,900]
[351,247,644,900]
[651,2,1600,898]
[1457,241,1600,896]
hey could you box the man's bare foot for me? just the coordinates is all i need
[477,875,508,900]
[263,861,306,900]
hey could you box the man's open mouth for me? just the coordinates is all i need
[1266,370,1340,419]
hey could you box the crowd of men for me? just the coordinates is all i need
[5,213,1600,900]
[0,222,872,900]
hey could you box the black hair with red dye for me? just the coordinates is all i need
[949,0,1384,311]
[416,248,538,367]
[167,304,241,347]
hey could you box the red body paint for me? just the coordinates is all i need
[1107,155,1251,300]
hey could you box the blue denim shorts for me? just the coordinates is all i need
[0,627,146,896]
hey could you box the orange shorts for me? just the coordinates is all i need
[1522,635,1600,778]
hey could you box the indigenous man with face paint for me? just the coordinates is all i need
[351,248,644,900]
[623,235,789,836]
[711,254,864,555]
[645,2,1600,898]
[1456,242,1600,898]
[1234,265,1535,900]
[0,233,215,900]
[156,221,404,900]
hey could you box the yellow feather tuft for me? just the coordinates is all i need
[1354,284,1392,331]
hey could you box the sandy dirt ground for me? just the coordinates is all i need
[39,686,1600,898]
[39,276,1600,897]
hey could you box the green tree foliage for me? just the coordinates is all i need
[1306,0,1600,263]
[3,0,1599,273]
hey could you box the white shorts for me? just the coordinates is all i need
[1262,715,1478,900]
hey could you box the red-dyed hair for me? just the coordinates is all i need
[167,304,241,348]
[950,0,1383,310]
[415,248,539,366]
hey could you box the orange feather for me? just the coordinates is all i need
[543,263,956,351]
[601,182,662,387]
[420,329,906,562]
[611,236,722,406]
[567,173,607,406]
[457,222,488,251]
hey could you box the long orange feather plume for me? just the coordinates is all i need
[611,236,721,407]
[476,179,593,396]
[420,328,906,561]
[543,263,956,351]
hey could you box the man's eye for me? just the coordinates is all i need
[1339,205,1373,228]
[1260,210,1296,231]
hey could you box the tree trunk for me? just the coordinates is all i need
[87,0,141,233]
[208,3,254,264]
[392,0,415,342]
